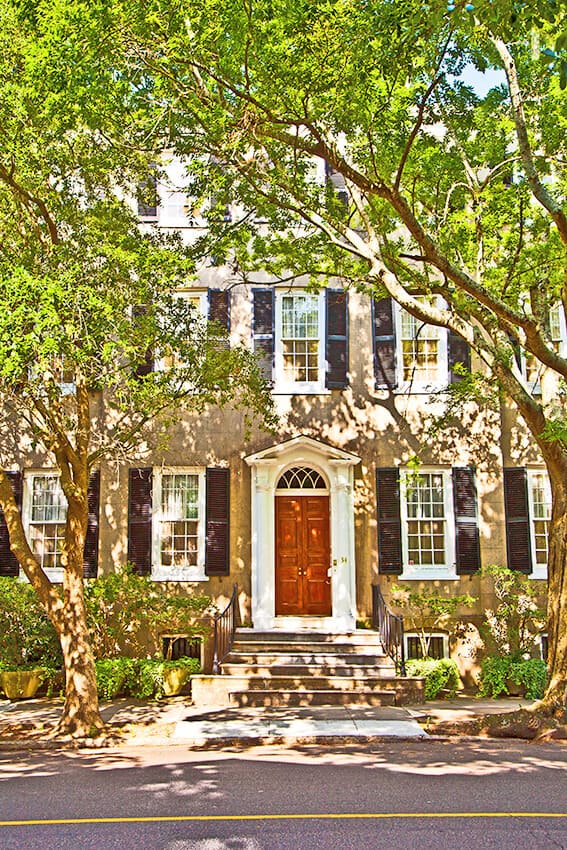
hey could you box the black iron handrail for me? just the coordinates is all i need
[212,583,238,675]
[372,584,406,676]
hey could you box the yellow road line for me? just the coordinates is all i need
[1,812,566,827]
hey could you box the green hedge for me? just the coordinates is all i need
[95,656,201,700]
[479,656,547,699]
[406,658,460,699]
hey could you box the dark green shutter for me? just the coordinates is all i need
[448,331,471,383]
[503,467,532,574]
[372,298,397,389]
[0,472,22,577]
[376,468,403,574]
[452,467,481,574]
[252,289,274,382]
[127,468,153,575]
[325,289,348,389]
[83,470,100,579]
[205,468,230,575]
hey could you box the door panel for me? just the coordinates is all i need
[275,495,331,615]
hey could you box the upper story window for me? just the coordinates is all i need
[252,287,348,393]
[373,297,467,393]
[276,292,324,390]
[137,172,158,219]
[24,473,67,579]
[396,301,448,390]
[524,304,567,389]
[156,290,208,372]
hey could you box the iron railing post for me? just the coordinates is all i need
[211,583,238,675]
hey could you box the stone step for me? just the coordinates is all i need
[228,689,398,708]
[220,674,401,691]
[226,651,388,666]
[221,663,396,678]
[233,629,383,646]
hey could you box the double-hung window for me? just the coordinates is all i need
[24,473,67,578]
[396,301,448,391]
[524,304,566,389]
[275,291,325,392]
[401,469,456,579]
[151,468,206,581]
[156,290,207,373]
[528,469,552,579]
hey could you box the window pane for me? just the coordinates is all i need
[401,309,439,383]
[29,475,66,569]
[531,472,551,567]
[160,474,200,568]
[405,473,446,567]
[281,295,319,382]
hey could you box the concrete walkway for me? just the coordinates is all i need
[0,694,537,747]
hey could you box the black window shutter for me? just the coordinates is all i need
[127,468,153,575]
[0,471,22,577]
[372,298,397,390]
[205,468,230,576]
[448,331,471,383]
[208,289,230,331]
[252,288,274,382]
[376,468,403,574]
[325,289,348,389]
[83,470,100,579]
[452,467,481,574]
[503,467,532,574]
[132,306,154,377]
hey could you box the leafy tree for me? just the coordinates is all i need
[109,0,567,712]
[390,585,477,659]
[0,2,274,737]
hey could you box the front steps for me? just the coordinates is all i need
[191,630,424,708]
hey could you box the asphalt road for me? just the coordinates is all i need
[0,739,566,849]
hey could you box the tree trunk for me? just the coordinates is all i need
[55,488,104,737]
[541,479,567,715]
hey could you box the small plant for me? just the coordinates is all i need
[390,585,476,659]
[406,658,460,699]
[480,565,546,659]
[95,657,139,701]
[479,656,547,699]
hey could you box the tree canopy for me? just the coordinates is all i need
[107,0,567,709]
[0,0,273,736]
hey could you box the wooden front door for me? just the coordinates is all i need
[275,495,331,616]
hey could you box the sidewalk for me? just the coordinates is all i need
[0,694,538,748]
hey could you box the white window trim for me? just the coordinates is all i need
[151,467,207,582]
[273,289,328,394]
[400,468,457,580]
[404,631,450,660]
[394,300,449,393]
[521,304,567,394]
[22,471,66,583]
[154,290,208,373]
[527,467,551,580]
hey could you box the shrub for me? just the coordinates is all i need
[94,655,201,701]
[131,657,201,700]
[84,565,211,660]
[479,655,547,699]
[95,657,138,701]
[0,577,62,669]
[406,658,460,700]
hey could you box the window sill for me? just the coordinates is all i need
[530,569,547,581]
[151,569,207,583]
[401,569,459,581]
[272,385,331,396]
